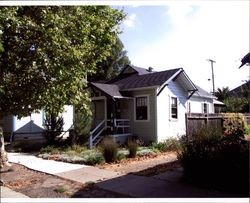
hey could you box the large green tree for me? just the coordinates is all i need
[0,6,125,118]
[88,36,130,82]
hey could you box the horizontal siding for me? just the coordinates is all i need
[130,89,157,144]
[157,80,188,142]
[189,97,214,113]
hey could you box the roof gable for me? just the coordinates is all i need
[91,65,198,98]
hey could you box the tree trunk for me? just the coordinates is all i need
[0,129,9,169]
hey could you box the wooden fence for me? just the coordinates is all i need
[186,113,250,137]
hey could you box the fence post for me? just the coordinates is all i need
[88,134,93,149]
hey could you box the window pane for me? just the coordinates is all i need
[136,97,148,120]
[171,97,178,119]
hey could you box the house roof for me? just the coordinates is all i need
[112,68,182,90]
[91,82,123,98]
[91,65,197,98]
[230,80,250,97]
[193,85,216,99]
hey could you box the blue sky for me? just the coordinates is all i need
[2,1,249,92]
[113,1,249,92]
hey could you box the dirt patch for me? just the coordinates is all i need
[97,151,178,174]
[0,164,126,198]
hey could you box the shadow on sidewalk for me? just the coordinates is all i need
[71,160,247,198]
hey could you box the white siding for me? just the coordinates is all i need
[157,80,188,142]
[188,97,214,113]
[2,105,73,141]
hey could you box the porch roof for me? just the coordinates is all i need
[91,82,124,98]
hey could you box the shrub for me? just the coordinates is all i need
[54,186,67,193]
[244,124,250,135]
[151,138,181,152]
[179,129,249,194]
[117,152,126,161]
[43,113,64,145]
[83,153,104,165]
[221,113,245,137]
[127,138,138,158]
[101,137,118,163]
[40,145,62,154]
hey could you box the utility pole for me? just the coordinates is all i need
[207,59,216,94]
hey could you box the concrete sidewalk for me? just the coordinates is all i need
[0,186,29,198]
[7,152,120,184]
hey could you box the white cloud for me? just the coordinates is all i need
[129,1,249,91]
[123,13,137,28]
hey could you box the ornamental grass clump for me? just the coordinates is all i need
[127,138,138,158]
[101,137,118,163]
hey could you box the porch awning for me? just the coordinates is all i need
[91,82,126,98]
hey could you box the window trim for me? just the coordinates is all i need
[202,102,209,114]
[170,96,178,121]
[134,95,150,122]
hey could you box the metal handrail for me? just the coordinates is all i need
[90,120,106,135]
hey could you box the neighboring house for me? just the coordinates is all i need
[0,105,74,143]
[89,65,218,148]
[230,80,250,97]
[188,85,222,114]
[229,80,250,113]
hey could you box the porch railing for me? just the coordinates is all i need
[114,119,130,134]
[88,119,106,149]
[88,118,131,149]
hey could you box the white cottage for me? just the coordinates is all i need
[1,105,74,143]
[89,65,219,148]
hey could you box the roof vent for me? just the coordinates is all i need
[148,67,153,72]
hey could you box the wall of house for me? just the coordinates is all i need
[129,88,157,144]
[188,96,214,113]
[157,80,188,142]
[1,105,73,142]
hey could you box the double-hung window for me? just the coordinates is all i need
[202,103,209,113]
[171,97,178,119]
[135,96,148,120]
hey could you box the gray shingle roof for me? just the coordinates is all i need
[193,85,216,99]
[91,66,183,98]
[112,68,181,90]
[91,83,123,98]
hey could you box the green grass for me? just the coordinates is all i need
[54,186,67,193]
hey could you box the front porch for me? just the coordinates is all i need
[89,96,133,149]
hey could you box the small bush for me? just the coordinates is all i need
[151,142,166,152]
[43,114,64,145]
[101,137,118,163]
[127,139,138,158]
[117,152,126,161]
[221,113,245,137]
[83,153,104,165]
[54,186,67,193]
[244,124,250,135]
[151,138,181,152]
[40,145,62,154]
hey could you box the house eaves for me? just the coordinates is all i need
[157,69,197,97]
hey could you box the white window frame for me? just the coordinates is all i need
[170,96,178,120]
[202,102,209,114]
[134,95,150,122]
